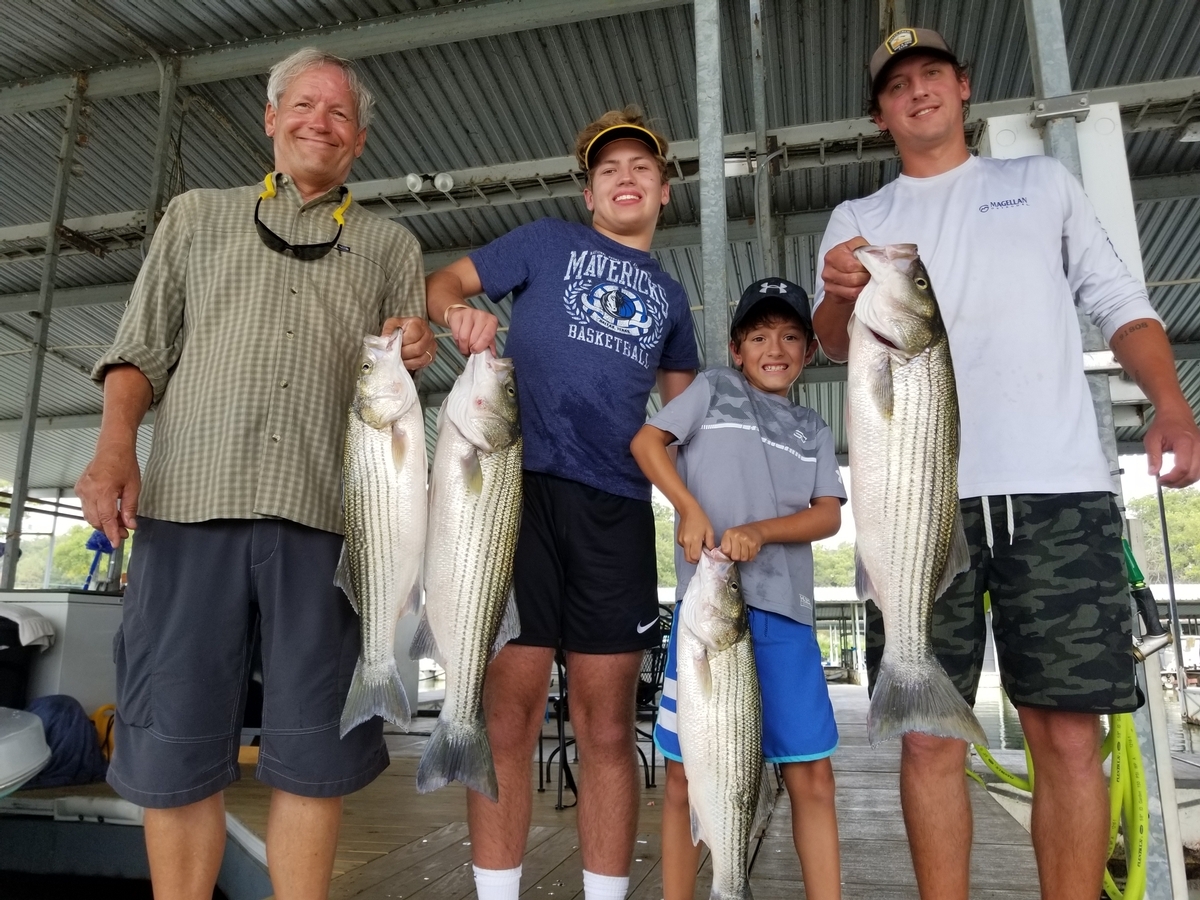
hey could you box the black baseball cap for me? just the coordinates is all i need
[730,278,813,339]
[869,28,961,101]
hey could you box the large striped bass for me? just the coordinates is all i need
[412,349,523,800]
[676,548,773,900]
[846,243,986,748]
[337,331,426,737]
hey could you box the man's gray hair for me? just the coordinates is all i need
[266,47,375,129]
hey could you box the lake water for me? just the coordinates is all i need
[974,683,1200,754]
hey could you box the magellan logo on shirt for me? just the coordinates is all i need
[978,197,1030,213]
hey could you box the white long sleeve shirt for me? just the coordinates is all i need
[814,154,1162,498]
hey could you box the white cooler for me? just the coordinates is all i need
[0,708,50,797]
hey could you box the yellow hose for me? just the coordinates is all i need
[971,713,1147,900]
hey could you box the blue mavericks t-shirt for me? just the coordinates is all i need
[470,218,700,500]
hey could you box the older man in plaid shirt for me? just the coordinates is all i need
[76,48,433,900]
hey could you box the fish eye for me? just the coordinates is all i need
[914,277,929,289]
[506,386,515,396]
[362,362,371,371]
[729,581,739,591]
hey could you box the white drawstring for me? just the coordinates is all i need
[981,495,1016,550]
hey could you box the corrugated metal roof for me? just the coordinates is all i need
[0,0,1197,490]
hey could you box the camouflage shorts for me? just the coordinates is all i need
[865,492,1141,714]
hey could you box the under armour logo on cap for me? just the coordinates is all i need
[759,282,790,294]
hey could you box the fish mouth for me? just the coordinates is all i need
[868,327,900,351]
[854,243,918,279]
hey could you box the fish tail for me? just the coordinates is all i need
[709,880,754,900]
[416,716,498,801]
[339,658,411,738]
[868,655,988,747]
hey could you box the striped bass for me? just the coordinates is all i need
[846,243,986,747]
[337,330,426,737]
[412,349,523,800]
[676,548,773,900]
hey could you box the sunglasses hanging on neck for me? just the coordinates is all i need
[254,173,352,261]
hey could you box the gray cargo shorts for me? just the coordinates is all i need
[107,517,388,809]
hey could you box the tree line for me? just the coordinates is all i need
[656,490,1200,588]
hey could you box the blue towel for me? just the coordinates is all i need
[24,695,107,788]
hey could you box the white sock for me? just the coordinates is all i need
[583,870,629,900]
[473,865,522,900]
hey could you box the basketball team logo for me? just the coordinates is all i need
[581,283,655,338]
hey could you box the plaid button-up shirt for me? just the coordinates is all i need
[94,174,425,535]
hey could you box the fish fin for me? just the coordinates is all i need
[866,353,894,418]
[334,542,358,614]
[935,509,971,600]
[688,803,707,848]
[854,549,877,604]
[391,423,408,472]
[489,588,522,661]
[408,608,444,667]
[867,653,988,747]
[752,763,775,837]
[339,658,411,737]
[416,713,498,800]
[399,580,422,620]
[461,449,484,495]
[691,648,714,699]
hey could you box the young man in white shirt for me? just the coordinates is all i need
[813,27,1200,900]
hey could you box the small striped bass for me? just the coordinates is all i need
[336,331,426,737]
[846,243,987,747]
[676,548,773,900]
[411,349,523,800]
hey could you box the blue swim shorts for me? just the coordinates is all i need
[655,604,838,764]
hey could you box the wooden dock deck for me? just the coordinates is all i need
[221,683,1042,899]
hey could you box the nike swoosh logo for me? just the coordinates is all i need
[636,619,658,634]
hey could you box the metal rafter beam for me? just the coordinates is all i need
[0,211,839,312]
[0,0,691,117]
[2,77,1197,259]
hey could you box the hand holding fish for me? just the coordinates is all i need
[719,523,764,563]
[382,315,436,370]
[813,235,873,362]
[446,305,499,357]
[820,236,872,306]
[676,501,715,565]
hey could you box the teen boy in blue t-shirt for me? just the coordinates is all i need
[425,107,699,900]
[631,278,845,900]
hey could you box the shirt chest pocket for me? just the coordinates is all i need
[304,250,389,339]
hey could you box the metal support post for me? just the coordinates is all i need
[878,0,908,41]
[42,488,60,589]
[695,0,729,368]
[145,59,180,245]
[748,0,777,276]
[2,82,84,591]
[1023,1,1185,895]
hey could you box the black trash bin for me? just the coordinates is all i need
[0,619,39,710]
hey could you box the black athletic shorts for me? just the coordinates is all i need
[511,471,661,654]
[107,517,389,809]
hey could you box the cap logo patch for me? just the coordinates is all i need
[759,282,790,294]
[886,28,918,55]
